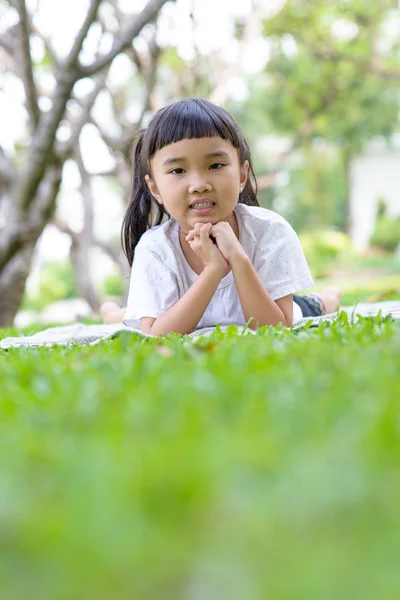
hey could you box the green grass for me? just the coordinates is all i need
[1,313,400,599]
[310,273,400,306]
[315,273,400,293]
[336,252,400,272]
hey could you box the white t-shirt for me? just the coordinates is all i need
[124,203,314,330]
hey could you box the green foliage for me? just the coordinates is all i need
[336,249,400,272]
[261,0,399,149]
[283,149,348,231]
[102,272,124,298]
[370,216,400,251]
[299,229,354,277]
[314,274,400,297]
[0,316,400,598]
[23,261,78,311]
[232,0,400,232]
[340,289,400,304]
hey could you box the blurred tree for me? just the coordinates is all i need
[55,17,165,310]
[282,147,348,232]
[234,0,400,231]
[0,0,173,326]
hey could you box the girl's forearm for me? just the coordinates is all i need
[230,254,288,329]
[148,266,224,336]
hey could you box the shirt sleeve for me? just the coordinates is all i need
[254,218,314,300]
[123,246,179,328]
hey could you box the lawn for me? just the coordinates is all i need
[1,312,400,600]
[310,246,400,305]
[314,273,400,305]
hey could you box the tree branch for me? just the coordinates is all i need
[65,0,102,69]
[78,0,172,77]
[89,167,118,177]
[57,71,109,160]
[74,144,95,237]
[15,0,40,129]
[55,144,106,312]
[312,48,400,81]
[54,218,79,244]
[0,146,16,185]
[124,45,143,72]
[28,161,63,228]
[93,237,130,281]
[2,0,169,269]
[0,25,17,56]
[106,27,161,157]
[93,238,119,262]
[0,163,63,274]
[209,6,264,105]
[31,23,59,69]
[10,0,104,218]
[88,115,122,150]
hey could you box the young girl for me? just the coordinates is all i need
[101,98,340,335]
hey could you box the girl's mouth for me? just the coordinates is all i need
[190,201,215,214]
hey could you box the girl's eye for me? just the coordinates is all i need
[169,168,185,175]
[209,163,224,170]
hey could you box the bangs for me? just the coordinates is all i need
[145,98,241,158]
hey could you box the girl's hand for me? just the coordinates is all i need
[209,221,247,264]
[186,223,230,277]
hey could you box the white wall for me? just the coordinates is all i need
[349,151,400,250]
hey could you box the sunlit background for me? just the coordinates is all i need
[0,0,399,327]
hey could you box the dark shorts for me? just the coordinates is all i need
[293,294,325,317]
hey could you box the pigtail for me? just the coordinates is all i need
[121,130,168,266]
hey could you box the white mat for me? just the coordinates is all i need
[1,301,399,350]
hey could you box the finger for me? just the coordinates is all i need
[209,222,221,234]
[194,222,211,233]
[200,223,212,238]
[193,223,202,233]
[200,223,212,245]
[187,229,202,241]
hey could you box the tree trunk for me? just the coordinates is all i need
[0,164,62,327]
[342,145,353,236]
[70,239,101,313]
[0,0,171,326]
[0,243,36,326]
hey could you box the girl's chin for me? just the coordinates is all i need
[179,210,235,231]
[188,211,233,223]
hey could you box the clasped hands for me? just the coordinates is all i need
[185,221,247,275]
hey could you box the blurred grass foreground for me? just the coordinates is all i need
[1,313,400,599]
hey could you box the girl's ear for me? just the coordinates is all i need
[145,175,163,204]
[239,160,249,191]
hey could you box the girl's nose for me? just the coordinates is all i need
[188,176,212,194]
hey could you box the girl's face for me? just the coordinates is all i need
[145,137,249,233]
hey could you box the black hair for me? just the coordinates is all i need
[122,98,259,266]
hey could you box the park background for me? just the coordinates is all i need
[0,0,399,328]
[1,3,400,599]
